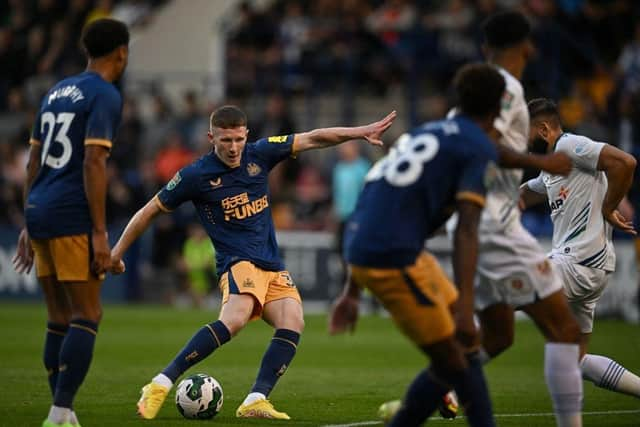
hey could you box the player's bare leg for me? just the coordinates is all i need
[236,298,304,420]
[41,276,74,426]
[218,293,257,336]
[522,290,583,427]
[478,303,515,359]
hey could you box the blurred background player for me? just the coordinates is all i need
[180,223,216,308]
[330,63,504,427]
[11,18,129,427]
[522,98,640,400]
[109,105,396,420]
[332,141,372,305]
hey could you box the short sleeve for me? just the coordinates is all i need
[556,134,604,172]
[456,143,498,207]
[85,87,122,149]
[156,164,200,211]
[30,112,42,146]
[526,173,546,194]
[250,134,296,169]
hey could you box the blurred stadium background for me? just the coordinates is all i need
[1,0,640,319]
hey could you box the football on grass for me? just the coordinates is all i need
[175,373,223,419]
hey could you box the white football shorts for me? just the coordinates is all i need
[475,223,563,311]
[550,255,610,333]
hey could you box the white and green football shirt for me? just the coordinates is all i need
[526,133,615,271]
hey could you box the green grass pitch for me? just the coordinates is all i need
[1,303,638,426]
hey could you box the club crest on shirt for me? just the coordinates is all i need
[247,162,261,176]
[536,259,551,275]
[166,172,182,191]
[210,178,222,189]
[501,91,514,111]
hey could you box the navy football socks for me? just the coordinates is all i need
[54,319,98,408]
[388,369,449,426]
[162,320,231,383]
[454,352,495,427]
[44,322,68,396]
[251,329,300,396]
[390,354,494,427]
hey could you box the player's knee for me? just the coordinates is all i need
[72,305,102,323]
[288,313,304,333]
[425,338,467,374]
[547,316,581,344]
[558,319,581,344]
[483,332,513,358]
[219,312,250,336]
[48,308,71,325]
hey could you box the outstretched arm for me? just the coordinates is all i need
[497,144,572,176]
[294,111,396,153]
[598,145,637,234]
[110,196,164,272]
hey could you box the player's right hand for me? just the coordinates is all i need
[91,231,111,277]
[542,152,572,176]
[12,228,34,274]
[604,209,636,235]
[110,258,126,274]
[329,294,360,335]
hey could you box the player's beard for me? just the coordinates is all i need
[529,137,548,155]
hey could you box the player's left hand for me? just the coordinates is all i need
[453,296,479,349]
[362,111,397,146]
[12,228,34,274]
[604,209,636,235]
[91,231,111,277]
[329,294,360,335]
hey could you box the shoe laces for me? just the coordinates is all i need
[145,387,166,407]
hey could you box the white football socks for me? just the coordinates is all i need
[47,405,71,424]
[581,354,640,397]
[152,373,173,389]
[242,392,266,406]
[544,343,583,427]
[69,410,79,426]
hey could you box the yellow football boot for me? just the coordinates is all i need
[378,399,401,422]
[42,420,73,427]
[136,382,170,419]
[236,399,290,420]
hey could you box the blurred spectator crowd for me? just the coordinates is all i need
[3,0,640,301]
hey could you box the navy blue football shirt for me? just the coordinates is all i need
[26,71,122,239]
[345,116,498,268]
[156,135,295,274]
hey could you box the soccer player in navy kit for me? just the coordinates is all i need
[12,19,129,427]
[330,64,504,427]
[110,105,396,419]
